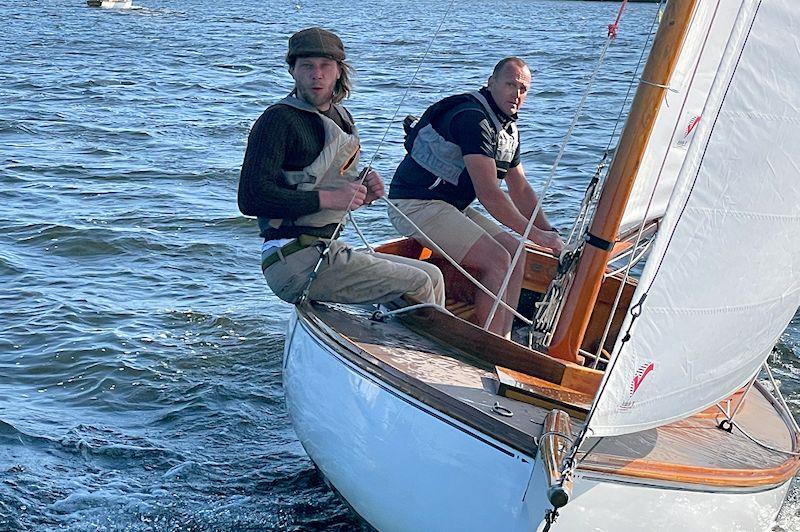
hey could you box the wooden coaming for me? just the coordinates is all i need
[374,237,636,359]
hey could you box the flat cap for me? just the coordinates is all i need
[286,27,345,63]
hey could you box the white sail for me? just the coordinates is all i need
[618,2,743,235]
[588,0,800,437]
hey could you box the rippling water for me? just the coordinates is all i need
[1,0,798,530]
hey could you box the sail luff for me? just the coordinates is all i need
[548,0,700,363]
[587,0,800,437]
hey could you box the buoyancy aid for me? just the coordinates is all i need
[258,96,361,238]
[404,90,519,188]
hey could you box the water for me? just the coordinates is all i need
[1,0,798,529]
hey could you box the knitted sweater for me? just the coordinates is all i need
[237,103,351,238]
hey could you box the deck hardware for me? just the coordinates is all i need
[370,309,387,322]
[491,402,513,417]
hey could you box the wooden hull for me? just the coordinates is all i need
[284,308,795,531]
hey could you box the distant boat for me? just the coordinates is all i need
[86,0,132,8]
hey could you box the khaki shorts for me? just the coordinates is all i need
[388,199,505,262]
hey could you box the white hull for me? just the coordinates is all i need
[284,311,791,531]
[88,0,132,9]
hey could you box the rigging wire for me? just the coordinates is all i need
[528,0,657,348]
[589,0,722,369]
[557,0,669,466]
[297,0,458,304]
[482,0,631,330]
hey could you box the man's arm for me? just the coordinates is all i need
[505,163,554,231]
[238,109,320,218]
[465,154,530,235]
[466,155,563,253]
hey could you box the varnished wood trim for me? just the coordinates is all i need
[399,306,603,395]
[579,452,800,489]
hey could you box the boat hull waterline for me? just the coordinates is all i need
[283,310,791,531]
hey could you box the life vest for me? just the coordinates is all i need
[404,90,519,189]
[258,96,361,238]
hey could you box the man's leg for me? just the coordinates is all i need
[308,240,443,305]
[459,234,513,335]
[373,252,445,306]
[390,200,513,335]
[464,207,526,334]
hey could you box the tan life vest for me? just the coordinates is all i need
[262,96,361,234]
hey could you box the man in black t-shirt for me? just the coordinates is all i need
[388,57,562,335]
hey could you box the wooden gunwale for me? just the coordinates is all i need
[578,444,800,489]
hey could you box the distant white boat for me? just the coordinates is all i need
[86,0,132,8]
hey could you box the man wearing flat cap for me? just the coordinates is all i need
[238,27,444,306]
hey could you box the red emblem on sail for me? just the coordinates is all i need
[620,362,655,410]
[676,115,701,148]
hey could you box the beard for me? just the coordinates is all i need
[295,85,334,110]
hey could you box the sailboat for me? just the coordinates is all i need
[86,0,132,9]
[281,0,800,529]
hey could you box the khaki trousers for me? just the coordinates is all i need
[262,239,445,306]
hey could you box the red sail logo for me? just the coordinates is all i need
[676,115,701,148]
[620,362,655,410]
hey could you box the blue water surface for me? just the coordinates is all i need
[1,0,798,530]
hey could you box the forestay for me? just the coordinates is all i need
[588,0,800,437]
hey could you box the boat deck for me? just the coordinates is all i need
[306,302,799,489]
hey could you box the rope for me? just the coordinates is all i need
[607,0,629,39]
[715,415,800,457]
[370,302,454,321]
[483,1,631,330]
[348,210,374,253]
[382,197,533,324]
[297,0,457,303]
[713,361,800,456]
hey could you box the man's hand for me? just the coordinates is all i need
[530,227,564,256]
[363,168,385,204]
[318,181,367,211]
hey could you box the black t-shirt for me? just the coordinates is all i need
[389,88,520,211]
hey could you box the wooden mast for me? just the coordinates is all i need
[548,0,699,363]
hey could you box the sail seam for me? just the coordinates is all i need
[719,110,800,123]
[637,0,762,297]
[685,208,800,221]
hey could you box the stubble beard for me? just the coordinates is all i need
[296,85,333,111]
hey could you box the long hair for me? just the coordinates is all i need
[332,60,353,103]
